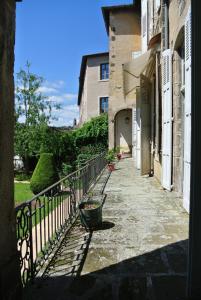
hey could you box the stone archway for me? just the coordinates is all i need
[114,109,132,155]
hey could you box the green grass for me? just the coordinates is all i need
[15,182,34,205]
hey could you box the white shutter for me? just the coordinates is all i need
[162,49,172,191]
[155,0,160,12]
[132,108,137,160]
[136,98,141,170]
[142,0,148,53]
[183,6,191,213]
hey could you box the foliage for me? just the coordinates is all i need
[61,163,73,177]
[15,172,32,182]
[15,62,61,172]
[74,113,108,149]
[115,146,121,154]
[105,149,116,164]
[30,153,59,195]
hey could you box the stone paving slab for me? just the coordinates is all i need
[24,158,189,300]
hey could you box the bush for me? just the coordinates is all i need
[105,149,115,163]
[30,153,59,195]
[15,172,32,182]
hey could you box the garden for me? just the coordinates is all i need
[14,62,108,204]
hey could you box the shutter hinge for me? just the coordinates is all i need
[171,117,174,122]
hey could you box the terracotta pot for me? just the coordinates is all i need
[107,163,115,172]
[117,153,122,161]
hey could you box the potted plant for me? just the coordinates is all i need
[115,146,122,161]
[105,149,115,172]
[79,193,103,229]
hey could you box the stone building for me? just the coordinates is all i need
[102,3,141,154]
[78,52,109,125]
[115,0,191,213]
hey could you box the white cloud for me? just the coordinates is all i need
[16,79,79,127]
[63,93,78,100]
[50,104,79,127]
[38,86,58,94]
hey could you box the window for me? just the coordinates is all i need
[100,97,108,113]
[100,63,109,80]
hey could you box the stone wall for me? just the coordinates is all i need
[108,8,141,149]
[0,0,22,298]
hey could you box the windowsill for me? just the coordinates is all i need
[99,79,109,82]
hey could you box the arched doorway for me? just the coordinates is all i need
[114,109,132,155]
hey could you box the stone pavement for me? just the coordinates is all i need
[24,158,189,300]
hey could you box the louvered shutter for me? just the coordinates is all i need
[162,49,172,191]
[155,0,160,12]
[142,0,148,53]
[183,6,191,212]
[136,98,141,170]
[132,108,137,160]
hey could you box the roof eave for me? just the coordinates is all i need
[102,2,140,36]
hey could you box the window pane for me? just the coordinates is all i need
[100,63,109,80]
[100,97,109,113]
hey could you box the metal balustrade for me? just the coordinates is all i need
[15,153,107,286]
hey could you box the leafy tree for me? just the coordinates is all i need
[15,62,60,172]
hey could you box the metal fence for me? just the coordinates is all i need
[15,153,106,286]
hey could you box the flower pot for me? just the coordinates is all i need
[107,163,115,172]
[79,200,102,228]
[117,153,122,161]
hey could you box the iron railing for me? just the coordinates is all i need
[15,153,106,286]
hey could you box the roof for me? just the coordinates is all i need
[102,1,141,35]
[78,52,109,106]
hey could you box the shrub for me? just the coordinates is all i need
[30,153,59,195]
[105,149,115,164]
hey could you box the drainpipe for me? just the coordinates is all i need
[161,0,169,51]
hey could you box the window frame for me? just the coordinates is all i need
[99,96,109,114]
[100,63,109,81]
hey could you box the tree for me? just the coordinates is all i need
[30,153,59,195]
[15,62,60,173]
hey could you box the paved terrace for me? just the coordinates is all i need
[25,158,189,300]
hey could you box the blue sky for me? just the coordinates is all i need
[15,0,133,126]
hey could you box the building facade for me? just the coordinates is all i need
[78,53,109,125]
[102,4,141,154]
[99,0,191,213]
[121,0,191,212]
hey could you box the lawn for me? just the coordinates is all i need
[15,182,34,205]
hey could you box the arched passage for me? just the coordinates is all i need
[114,109,132,154]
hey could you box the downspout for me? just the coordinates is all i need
[161,0,169,51]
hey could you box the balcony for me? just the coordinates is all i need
[19,157,189,299]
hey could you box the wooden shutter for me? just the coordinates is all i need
[162,49,172,191]
[140,74,151,175]
[142,0,148,53]
[183,6,191,212]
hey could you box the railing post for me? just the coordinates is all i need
[28,202,34,282]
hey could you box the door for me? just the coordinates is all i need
[140,74,151,175]
[162,49,173,191]
[183,7,191,212]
